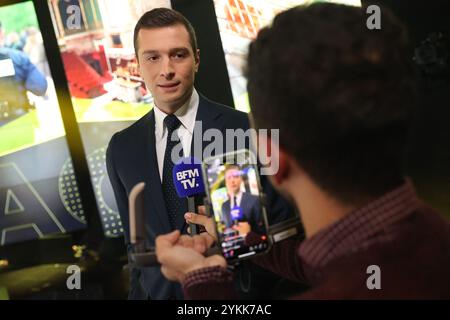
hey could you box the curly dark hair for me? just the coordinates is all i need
[247,3,417,205]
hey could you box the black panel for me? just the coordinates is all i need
[172,0,235,108]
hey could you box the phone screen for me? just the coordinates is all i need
[202,150,270,261]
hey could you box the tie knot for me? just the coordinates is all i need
[164,114,181,132]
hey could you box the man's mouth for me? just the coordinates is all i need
[158,82,180,88]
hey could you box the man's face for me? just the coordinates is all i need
[137,24,199,112]
[225,168,242,196]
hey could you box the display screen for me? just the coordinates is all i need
[213,0,361,112]
[203,150,269,260]
[47,0,170,237]
[0,1,85,246]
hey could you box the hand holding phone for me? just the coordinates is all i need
[156,230,226,283]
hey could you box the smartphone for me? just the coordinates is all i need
[202,149,271,263]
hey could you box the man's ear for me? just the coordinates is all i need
[256,131,290,186]
[273,147,290,186]
[195,49,200,72]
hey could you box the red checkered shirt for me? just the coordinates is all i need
[182,180,419,295]
[298,180,418,269]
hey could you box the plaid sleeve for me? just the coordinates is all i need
[182,266,237,299]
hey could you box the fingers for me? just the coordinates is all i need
[177,235,194,248]
[232,222,251,235]
[193,235,207,253]
[177,235,210,254]
[197,205,206,216]
[156,230,180,247]
[184,212,209,227]
[156,230,180,258]
[199,232,216,248]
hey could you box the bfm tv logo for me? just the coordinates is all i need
[176,168,200,190]
[173,158,205,197]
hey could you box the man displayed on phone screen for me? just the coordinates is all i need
[221,164,264,236]
[209,162,268,259]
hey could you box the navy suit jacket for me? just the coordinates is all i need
[106,94,296,299]
[221,192,264,234]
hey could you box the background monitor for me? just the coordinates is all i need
[212,0,361,112]
[0,0,87,246]
[46,0,171,237]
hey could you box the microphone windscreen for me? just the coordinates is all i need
[172,157,205,197]
[230,206,243,220]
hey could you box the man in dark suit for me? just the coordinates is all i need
[106,8,294,300]
[220,165,264,235]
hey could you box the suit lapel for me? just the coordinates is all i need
[240,193,251,220]
[190,94,225,161]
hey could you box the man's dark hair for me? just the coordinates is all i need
[133,7,197,59]
[247,3,417,205]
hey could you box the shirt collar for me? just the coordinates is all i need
[298,179,419,269]
[154,88,199,139]
[230,191,243,200]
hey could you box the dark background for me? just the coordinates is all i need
[362,0,450,218]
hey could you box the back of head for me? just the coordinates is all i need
[247,3,417,205]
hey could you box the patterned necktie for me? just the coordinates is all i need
[162,114,186,229]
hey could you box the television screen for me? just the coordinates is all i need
[213,0,361,112]
[47,0,171,237]
[0,1,86,246]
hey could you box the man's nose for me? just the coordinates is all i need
[160,57,175,79]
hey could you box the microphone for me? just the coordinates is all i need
[125,180,302,268]
[230,206,243,220]
[127,181,219,268]
[128,182,158,267]
[172,156,205,235]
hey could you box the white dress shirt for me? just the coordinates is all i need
[153,88,199,182]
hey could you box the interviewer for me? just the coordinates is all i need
[155,3,450,299]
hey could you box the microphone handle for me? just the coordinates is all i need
[187,196,198,235]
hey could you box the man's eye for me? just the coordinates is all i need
[147,56,159,61]
[173,52,187,59]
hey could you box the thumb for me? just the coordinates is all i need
[156,230,180,251]
[166,229,180,241]
[197,205,206,216]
